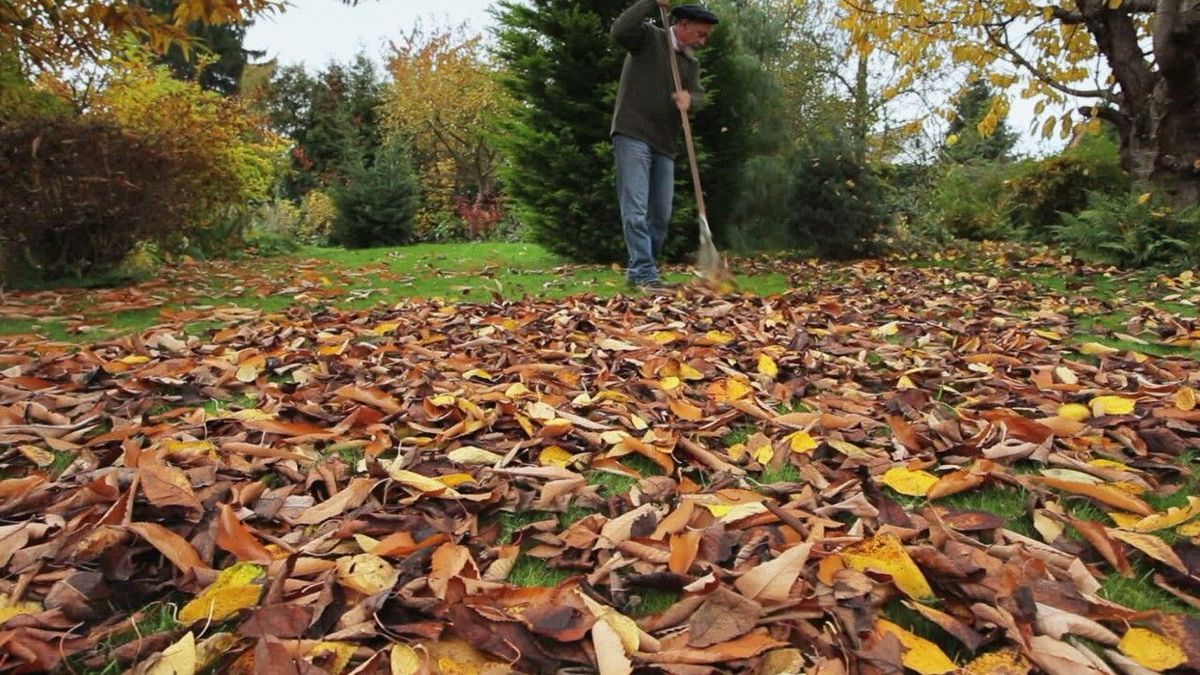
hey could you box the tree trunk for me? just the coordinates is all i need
[1077,0,1200,208]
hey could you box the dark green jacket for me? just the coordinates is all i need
[610,0,704,158]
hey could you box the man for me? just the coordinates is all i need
[611,0,718,291]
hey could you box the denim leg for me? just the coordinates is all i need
[647,151,674,259]
[614,134,659,284]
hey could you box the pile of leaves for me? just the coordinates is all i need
[2,258,1200,673]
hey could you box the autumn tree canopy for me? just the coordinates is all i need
[1,0,285,70]
[842,0,1200,205]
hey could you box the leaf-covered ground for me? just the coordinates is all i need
[2,247,1200,674]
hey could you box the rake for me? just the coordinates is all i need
[658,3,724,283]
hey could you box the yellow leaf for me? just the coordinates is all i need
[1090,395,1135,416]
[1119,627,1186,671]
[235,362,261,383]
[146,631,197,675]
[1124,497,1200,532]
[840,533,935,600]
[787,432,819,453]
[0,594,43,623]
[119,354,151,365]
[1034,329,1064,341]
[1108,512,1142,528]
[577,591,641,653]
[17,445,55,468]
[650,330,678,344]
[1137,192,1152,205]
[390,644,423,675]
[446,446,503,465]
[880,466,939,497]
[660,376,681,391]
[875,619,956,674]
[463,368,493,381]
[710,378,752,402]
[504,382,531,398]
[539,446,573,467]
[679,363,704,380]
[873,321,901,337]
[702,501,768,523]
[897,375,917,390]
[757,354,778,378]
[390,469,454,494]
[371,321,400,335]
[307,641,355,675]
[727,442,747,462]
[1080,341,1120,356]
[178,563,264,623]
[1057,403,1091,421]
[827,439,872,459]
[961,647,1032,674]
[437,472,475,488]
[316,341,347,357]
[945,133,960,146]
[702,330,735,345]
[1178,520,1200,537]
[1175,386,1196,411]
[751,442,774,465]
[428,394,456,407]
[336,553,399,595]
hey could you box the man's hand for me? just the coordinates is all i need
[672,90,691,112]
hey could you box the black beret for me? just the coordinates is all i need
[671,4,719,24]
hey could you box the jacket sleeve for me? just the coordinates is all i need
[612,0,660,53]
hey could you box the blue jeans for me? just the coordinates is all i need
[614,134,673,285]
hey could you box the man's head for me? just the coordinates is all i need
[670,4,718,49]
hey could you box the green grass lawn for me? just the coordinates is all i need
[0,242,791,341]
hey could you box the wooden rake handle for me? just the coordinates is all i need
[658,4,706,220]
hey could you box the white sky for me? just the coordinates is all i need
[245,1,1064,157]
[244,0,497,70]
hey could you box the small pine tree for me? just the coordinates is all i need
[943,79,1017,162]
[331,137,421,248]
[789,134,887,259]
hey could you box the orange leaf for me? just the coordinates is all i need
[127,522,210,573]
[669,530,702,575]
[215,503,273,563]
[1036,476,1154,516]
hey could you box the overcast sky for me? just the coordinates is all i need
[244,0,496,70]
[245,1,1064,157]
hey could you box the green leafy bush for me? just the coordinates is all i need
[0,118,195,281]
[300,190,338,243]
[724,154,798,253]
[925,160,1014,241]
[331,137,421,248]
[1054,192,1200,269]
[787,135,887,259]
[245,201,304,255]
[1005,133,1129,239]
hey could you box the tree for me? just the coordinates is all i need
[841,0,1200,206]
[492,0,637,263]
[141,0,265,95]
[2,0,281,71]
[494,0,779,262]
[943,79,1017,162]
[260,55,385,200]
[380,21,511,235]
[331,136,421,248]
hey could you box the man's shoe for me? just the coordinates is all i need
[632,280,678,293]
